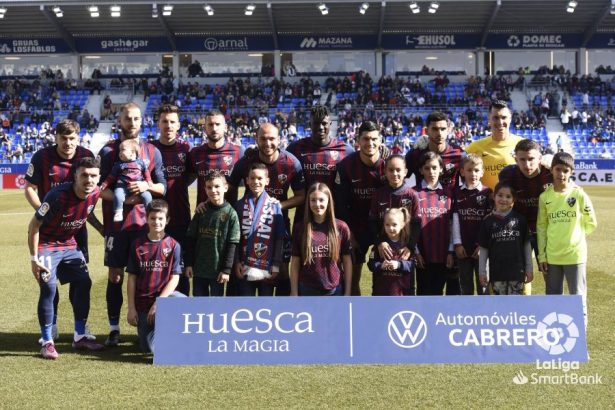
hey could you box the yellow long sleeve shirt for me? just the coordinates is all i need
[537,185,597,265]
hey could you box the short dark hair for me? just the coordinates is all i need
[205,170,227,183]
[551,151,575,170]
[514,139,541,153]
[157,104,179,116]
[146,199,169,217]
[425,112,449,127]
[310,105,330,124]
[357,120,379,136]
[494,181,516,200]
[56,119,80,137]
[74,157,100,174]
[205,110,224,118]
[249,162,269,175]
[490,99,510,111]
[418,150,444,170]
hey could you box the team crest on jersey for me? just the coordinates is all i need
[544,183,553,190]
[254,243,268,258]
[223,155,233,166]
[87,205,95,214]
[162,247,172,258]
[278,174,288,184]
[26,163,34,177]
[476,195,486,206]
[506,219,518,229]
[38,202,50,216]
[439,195,448,203]
[401,198,411,207]
[178,153,186,163]
[567,197,577,207]
[445,163,454,171]
[329,150,339,161]
[219,212,229,222]
[143,158,150,167]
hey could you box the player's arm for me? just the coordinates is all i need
[333,166,352,224]
[27,216,49,280]
[126,273,138,326]
[580,191,598,236]
[536,192,549,272]
[87,212,104,237]
[290,256,300,296]
[24,182,41,210]
[342,254,353,296]
[281,188,305,211]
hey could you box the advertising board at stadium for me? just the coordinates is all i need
[154,296,587,365]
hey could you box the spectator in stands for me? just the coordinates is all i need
[102,95,113,120]
[12,143,24,163]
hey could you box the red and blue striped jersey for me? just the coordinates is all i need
[287,137,354,189]
[152,139,193,229]
[188,142,244,204]
[405,145,465,189]
[452,185,493,252]
[35,183,100,251]
[126,234,182,312]
[25,145,94,201]
[415,182,453,264]
[369,179,420,236]
[291,219,352,291]
[499,165,553,233]
[229,149,305,225]
[334,152,386,235]
[99,139,166,234]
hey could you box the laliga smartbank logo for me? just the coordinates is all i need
[512,360,603,385]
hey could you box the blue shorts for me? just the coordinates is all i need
[38,248,90,285]
[104,229,147,268]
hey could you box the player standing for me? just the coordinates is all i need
[99,102,167,347]
[28,157,104,359]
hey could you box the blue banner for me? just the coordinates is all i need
[587,34,615,49]
[154,296,587,365]
[175,36,274,52]
[0,38,70,55]
[486,34,582,49]
[0,164,28,174]
[382,34,480,50]
[278,35,377,51]
[74,37,172,53]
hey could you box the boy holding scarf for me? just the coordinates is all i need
[234,163,285,296]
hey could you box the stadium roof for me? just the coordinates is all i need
[0,0,614,48]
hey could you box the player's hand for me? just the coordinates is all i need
[479,274,489,287]
[31,260,50,282]
[399,247,411,260]
[525,271,534,283]
[539,262,549,273]
[195,201,208,214]
[416,254,426,269]
[446,253,454,269]
[471,247,480,259]
[185,266,194,278]
[234,263,244,279]
[269,268,279,280]
[124,195,140,205]
[217,272,229,284]
[127,308,138,327]
[377,241,394,260]
[127,180,148,195]
[108,268,124,284]
[454,244,467,259]
[147,303,156,325]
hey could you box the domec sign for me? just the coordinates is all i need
[486,34,582,49]
[154,296,587,365]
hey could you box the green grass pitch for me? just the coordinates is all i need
[0,187,613,408]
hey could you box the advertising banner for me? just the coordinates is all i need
[486,34,582,49]
[175,35,274,52]
[572,159,615,185]
[0,38,70,55]
[155,296,587,365]
[382,34,480,50]
[278,35,377,51]
[74,37,172,53]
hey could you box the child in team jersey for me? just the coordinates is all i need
[452,154,493,295]
[126,200,183,353]
[537,151,597,325]
[185,171,240,297]
[479,182,533,295]
[233,163,285,296]
[101,139,153,222]
[414,151,456,295]
[290,183,352,296]
[367,208,415,296]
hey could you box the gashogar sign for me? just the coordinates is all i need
[154,296,587,365]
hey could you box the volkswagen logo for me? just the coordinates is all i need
[388,311,427,349]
